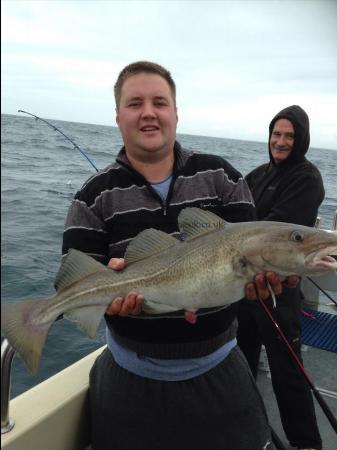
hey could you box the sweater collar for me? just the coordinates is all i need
[116,141,194,173]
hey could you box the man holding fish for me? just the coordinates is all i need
[61,61,315,450]
[2,62,336,450]
[64,60,281,450]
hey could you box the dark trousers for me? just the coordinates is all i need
[237,290,322,450]
[89,346,275,450]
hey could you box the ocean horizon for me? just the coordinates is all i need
[1,112,337,397]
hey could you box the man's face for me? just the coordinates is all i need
[116,73,178,161]
[270,118,295,164]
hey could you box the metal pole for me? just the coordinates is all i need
[332,210,337,231]
[1,339,15,434]
[314,216,321,229]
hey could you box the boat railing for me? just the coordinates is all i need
[1,339,15,434]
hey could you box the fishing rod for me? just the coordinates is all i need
[258,295,337,435]
[18,110,99,172]
[307,276,337,307]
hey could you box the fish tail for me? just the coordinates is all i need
[1,299,55,375]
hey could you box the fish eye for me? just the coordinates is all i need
[291,231,304,242]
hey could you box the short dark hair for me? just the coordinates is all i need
[114,61,176,109]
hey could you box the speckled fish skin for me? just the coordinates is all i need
[1,208,337,374]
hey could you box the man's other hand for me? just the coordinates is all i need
[245,272,299,300]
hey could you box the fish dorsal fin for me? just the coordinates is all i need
[178,207,226,240]
[55,249,108,292]
[124,229,177,265]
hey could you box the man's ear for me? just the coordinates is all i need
[116,109,119,126]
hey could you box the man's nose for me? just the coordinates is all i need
[277,134,286,146]
[141,102,156,118]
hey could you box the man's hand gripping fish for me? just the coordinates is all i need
[1,208,337,374]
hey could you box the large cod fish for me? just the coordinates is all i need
[2,208,337,374]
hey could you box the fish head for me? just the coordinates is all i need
[240,222,337,277]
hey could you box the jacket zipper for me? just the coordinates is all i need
[117,158,179,217]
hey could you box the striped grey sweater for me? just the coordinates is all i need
[62,142,255,356]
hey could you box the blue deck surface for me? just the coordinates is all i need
[301,307,337,353]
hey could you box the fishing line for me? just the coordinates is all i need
[258,295,337,435]
[18,110,99,172]
[307,276,337,307]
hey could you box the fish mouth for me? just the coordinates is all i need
[306,246,337,272]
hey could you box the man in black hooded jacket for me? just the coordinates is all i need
[237,105,324,450]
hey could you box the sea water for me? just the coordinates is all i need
[1,113,337,397]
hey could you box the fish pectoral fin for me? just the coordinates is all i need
[55,249,108,293]
[124,229,177,265]
[142,300,182,315]
[64,305,106,338]
[178,207,227,240]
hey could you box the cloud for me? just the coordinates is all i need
[1,0,337,149]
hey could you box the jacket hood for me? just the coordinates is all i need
[268,105,310,165]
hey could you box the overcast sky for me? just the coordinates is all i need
[2,0,337,150]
